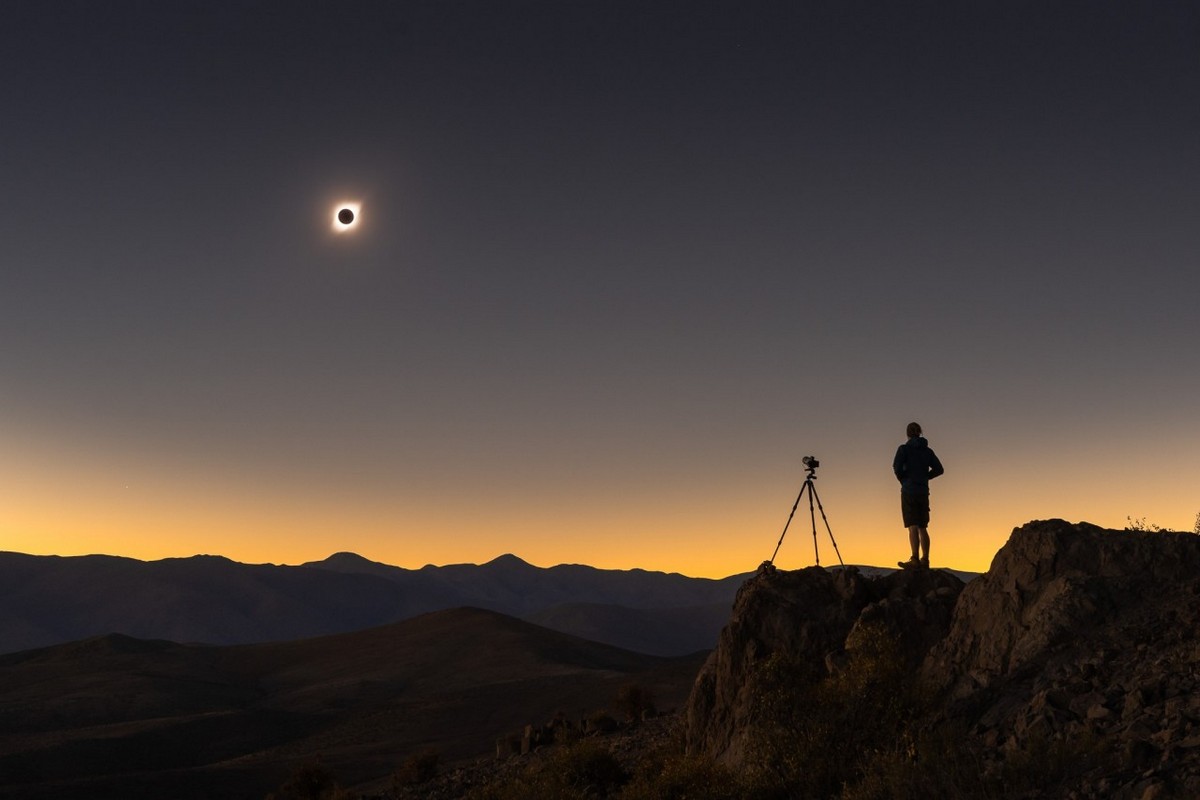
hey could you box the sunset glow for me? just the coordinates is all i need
[3,415,1196,577]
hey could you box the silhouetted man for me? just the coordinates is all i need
[894,421,944,569]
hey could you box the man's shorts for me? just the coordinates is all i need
[901,492,930,527]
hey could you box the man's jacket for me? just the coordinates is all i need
[893,436,944,495]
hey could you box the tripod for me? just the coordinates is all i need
[768,462,844,567]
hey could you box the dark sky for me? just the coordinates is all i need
[2,2,1198,574]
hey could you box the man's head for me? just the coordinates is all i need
[906,422,922,438]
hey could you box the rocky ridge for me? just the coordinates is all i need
[926,520,1200,798]
[684,559,964,765]
[684,520,1200,799]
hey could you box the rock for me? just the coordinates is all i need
[495,734,521,759]
[1123,688,1147,720]
[823,649,848,675]
[1138,781,1165,800]
[924,521,1200,698]
[684,564,963,763]
[1124,738,1161,770]
[684,519,1200,796]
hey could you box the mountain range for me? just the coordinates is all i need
[0,551,752,657]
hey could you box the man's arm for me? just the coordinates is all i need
[893,446,906,482]
[928,451,945,480]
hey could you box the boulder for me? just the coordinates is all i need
[684,562,964,764]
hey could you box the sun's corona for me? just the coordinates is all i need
[332,202,361,233]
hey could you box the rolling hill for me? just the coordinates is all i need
[0,607,706,799]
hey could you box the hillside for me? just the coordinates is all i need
[684,520,1200,799]
[0,551,750,656]
[0,608,705,800]
[524,601,732,657]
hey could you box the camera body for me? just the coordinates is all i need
[802,455,819,470]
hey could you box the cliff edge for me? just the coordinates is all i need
[685,560,964,765]
[685,519,1200,799]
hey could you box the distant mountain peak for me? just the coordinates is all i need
[321,552,375,565]
[301,552,406,579]
[486,553,533,568]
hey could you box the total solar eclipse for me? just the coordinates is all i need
[332,201,361,233]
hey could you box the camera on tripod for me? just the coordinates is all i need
[766,453,842,568]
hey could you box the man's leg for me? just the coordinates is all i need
[918,528,930,566]
[900,494,923,567]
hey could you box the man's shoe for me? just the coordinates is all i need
[898,558,920,570]
[920,557,930,569]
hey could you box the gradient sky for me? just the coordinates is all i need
[2,2,1197,577]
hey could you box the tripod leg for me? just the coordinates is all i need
[808,482,844,567]
[769,482,807,564]
[806,479,820,566]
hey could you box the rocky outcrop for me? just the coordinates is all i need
[686,520,1200,798]
[924,520,1200,692]
[926,520,1200,798]
[684,562,964,763]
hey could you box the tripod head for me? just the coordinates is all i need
[801,455,819,479]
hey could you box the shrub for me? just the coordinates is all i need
[392,748,439,786]
[998,727,1116,796]
[585,710,619,733]
[741,623,918,799]
[465,740,628,800]
[265,757,352,800]
[840,722,993,800]
[555,721,585,745]
[619,753,744,800]
[614,684,656,722]
[554,740,627,792]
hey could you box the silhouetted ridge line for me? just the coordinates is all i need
[0,550,754,656]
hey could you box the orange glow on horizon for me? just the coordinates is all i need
[3,427,1197,579]
[4,466,1178,579]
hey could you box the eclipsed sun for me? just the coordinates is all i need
[332,202,361,233]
